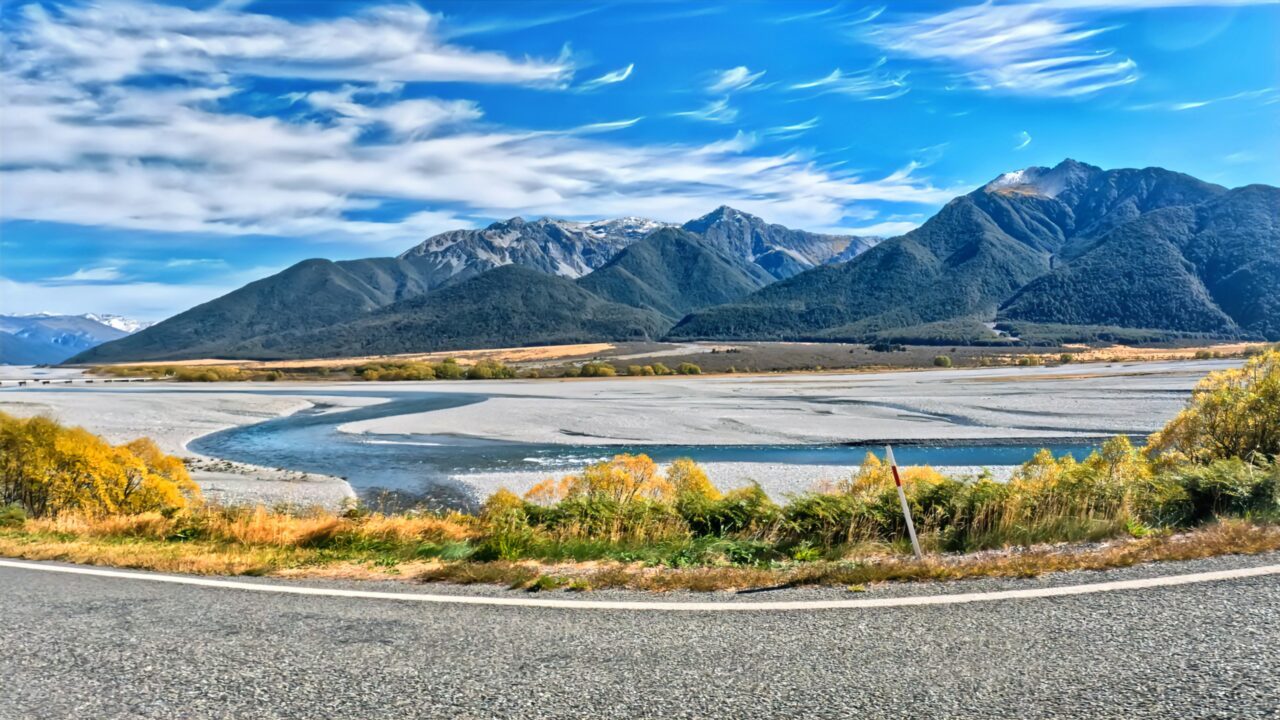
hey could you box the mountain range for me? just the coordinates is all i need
[0,314,151,365]
[670,160,1276,344]
[72,208,878,362]
[72,160,1279,363]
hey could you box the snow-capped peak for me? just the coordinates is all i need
[580,216,672,241]
[397,215,668,284]
[985,159,1099,199]
[80,313,153,333]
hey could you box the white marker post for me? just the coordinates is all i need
[885,445,923,560]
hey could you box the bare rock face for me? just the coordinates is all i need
[398,216,672,287]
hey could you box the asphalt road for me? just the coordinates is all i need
[3,555,1279,719]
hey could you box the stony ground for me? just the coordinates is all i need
[3,553,1278,719]
[0,359,1243,506]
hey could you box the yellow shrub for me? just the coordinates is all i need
[568,453,672,503]
[835,452,949,497]
[1148,349,1280,464]
[0,413,198,517]
[667,458,721,501]
[524,476,575,505]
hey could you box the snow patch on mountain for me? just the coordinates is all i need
[398,215,670,286]
[985,159,1100,199]
[81,314,154,334]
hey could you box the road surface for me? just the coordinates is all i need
[2,554,1278,719]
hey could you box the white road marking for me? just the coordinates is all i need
[3,558,1278,612]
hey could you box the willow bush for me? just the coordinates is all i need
[0,412,199,517]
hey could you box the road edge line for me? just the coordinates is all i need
[3,558,1278,611]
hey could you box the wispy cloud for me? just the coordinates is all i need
[672,97,739,123]
[860,1,1280,98]
[10,0,574,86]
[440,6,602,38]
[0,0,957,248]
[632,5,727,23]
[289,85,483,138]
[765,117,821,138]
[861,2,1141,97]
[707,66,767,93]
[165,258,229,269]
[789,59,909,100]
[1129,87,1278,111]
[568,117,645,134]
[52,267,124,283]
[773,3,845,23]
[773,3,885,25]
[1,269,280,322]
[842,219,921,237]
[577,63,635,91]
[912,143,950,168]
[1014,131,1033,150]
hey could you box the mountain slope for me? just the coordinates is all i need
[263,265,669,357]
[76,217,664,364]
[671,160,1238,341]
[71,257,439,363]
[682,206,876,279]
[74,209,873,362]
[1,314,130,364]
[669,190,1069,339]
[1001,185,1280,338]
[577,228,774,320]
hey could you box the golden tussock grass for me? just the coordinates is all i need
[93,342,619,371]
[416,521,1280,592]
[4,519,1276,590]
[0,534,289,575]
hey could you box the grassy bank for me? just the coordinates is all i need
[4,350,1279,591]
[88,341,1278,382]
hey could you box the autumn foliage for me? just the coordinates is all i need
[2,355,1279,576]
[0,412,199,517]
[1148,348,1280,464]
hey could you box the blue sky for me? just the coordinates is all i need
[1,0,1277,320]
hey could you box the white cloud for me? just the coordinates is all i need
[0,0,959,248]
[861,2,1141,97]
[773,4,886,25]
[52,267,124,283]
[11,1,573,86]
[0,272,273,322]
[1014,131,1033,150]
[291,85,483,138]
[1039,0,1279,8]
[577,63,635,91]
[788,59,910,100]
[839,220,921,237]
[672,97,740,123]
[1129,87,1278,111]
[707,66,767,93]
[568,118,645,134]
[860,1,1279,98]
[765,117,821,139]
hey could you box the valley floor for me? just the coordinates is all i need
[0,358,1241,507]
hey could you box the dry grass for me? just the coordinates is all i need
[1064,342,1267,363]
[0,533,292,575]
[5,517,1276,590]
[23,507,477,546]
[417,521,1280,592]
[91,343,619,371]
